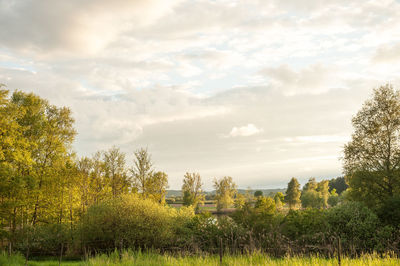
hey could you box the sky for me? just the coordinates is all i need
[1,0,400,190]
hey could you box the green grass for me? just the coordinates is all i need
[1,250,399,266]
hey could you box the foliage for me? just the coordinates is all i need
[327,202,379,251]
[300,179,330,208]
[131,148,153,195]
[254,190,263,197]
[103,147,130,198]
[213,176,237,211]
[285,178,301,209]
[344,84,400,208]
[147,171,169,204]
[273,192,284,209]
[182,172,204,210]
[2,85,400,259]
[301,190,322,209]
[327,189,340,207]
[0,89,76,251]
[80,194,194,251]
[282,209,328,244]
[328,177,348,194]
[234,193,247,209]
[377,195,400,228]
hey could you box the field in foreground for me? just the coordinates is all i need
[1,251,400,266]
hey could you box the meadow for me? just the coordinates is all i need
[1,251,399,266]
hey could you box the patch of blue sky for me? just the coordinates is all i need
[189,67,260,96]
[0,60,36,73]
[78,79,123,99]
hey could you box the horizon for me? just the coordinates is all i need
[1,1,400,190]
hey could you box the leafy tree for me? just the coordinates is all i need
[328,189,340,207]
[0,88,34,249]
[254,190,263,197]
[254,196,276,215]
[285,178,301,209]
[328,177,348,194]
[301,179,329,208]
[10,90,76,226]
[131,148,153,195]
[77,156,93,213]
[302,178,317,191]
[103,146,129,198]
[214,176,237,211]
[234,193,247,209]
[301,190,321,209]
[316,180,329,208]
[0,89,76,251]
[327,202,379,250]
[274,192,285,202]
[182,172,204,209]
[274,192,285,209]
[147,171,169,204]
[344,84,400,208]
[377,195,400,228]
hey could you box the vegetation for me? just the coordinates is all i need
[182,172,204,210]
[1,84,400,264]
[213,176,237,212]
[285,178,301,209]
[1,251,400,265]
[344,84,400,208]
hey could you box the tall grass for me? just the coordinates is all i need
[83,250,400,266]
[1,250,399,265]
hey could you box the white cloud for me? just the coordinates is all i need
[2,0,400,189]
[372,43,400,63]
[284,135,351,143]
[0,0,183,56]
[260,64,344,95]
[228,124,263,137]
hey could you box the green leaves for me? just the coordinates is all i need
[285,177,301,209]
[344,84,400,208]
[182,172,204,209]
[214,176,237,211]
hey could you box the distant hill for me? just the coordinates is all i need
[166,188,285,198]
[237,188,286,196]
[166,190,182,197]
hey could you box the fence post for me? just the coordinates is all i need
[59,242,64,266]
[25,236,30,266]
[219,237,223,264]
[119,239,123,260]
[337,236,341,266]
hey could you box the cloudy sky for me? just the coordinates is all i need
[1,0,400,189]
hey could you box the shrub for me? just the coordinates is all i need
[13,223,70,256]
[377,195,400,228]
[327,202,379,252]
[80,193,194,252]
[281,209,328,242]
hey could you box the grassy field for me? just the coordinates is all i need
[1,251,399,266]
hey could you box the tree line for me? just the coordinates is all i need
[0,84,399,258]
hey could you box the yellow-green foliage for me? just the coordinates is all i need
[81,194,194,250]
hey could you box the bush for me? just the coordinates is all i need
[327,202,379,252]
[13,223,71,257]
[281,208,328,244]
[377,195,400,228]
[80,194,194,253]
